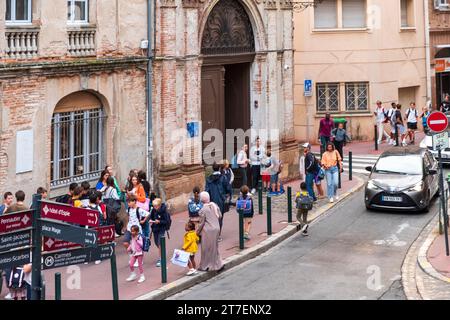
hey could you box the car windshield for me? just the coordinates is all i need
[373,155,423,175]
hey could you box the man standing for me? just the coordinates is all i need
[0,192,13,216]
[5,191,28,214]
[387,102,397,145]
[318,113,334,155]
[441,94,450,113]
[303,143,318,201]
[373,101,390,145]
[236,144,250,190]
[405,102,418,144]
[249,137,266,195]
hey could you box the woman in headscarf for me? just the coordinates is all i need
[197,192,224,272]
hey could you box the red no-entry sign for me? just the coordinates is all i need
[427,111,449,133]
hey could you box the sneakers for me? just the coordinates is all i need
[329,198,334,203]
[217,237,223,242]
[186,269,198,276]
[138,275,146,283]
[126,272,137,282]
[4,292,12,300]
[251,188,256,195]
[115,232,121,238]
[335,195,339,201]
[243,233,251,240]
[156,260,161,267]
[300,224,309,233]
[95,260,101,265]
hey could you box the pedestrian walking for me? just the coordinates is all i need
[5,191,28,214]
[393,104,407,146]
[237,185,254,240]
[0,192,13,216]
[331,122,351,160]
[387,102,397,144]
[266,151,281,194]
[318,113,334,155]
[127,175,148,210]
[102,177,122,231]
[55,182,78,205]
[440,94,450,113]
[420,105,431,133]
[405,102,418,144]
[321,143,343,203]
[299,151,324,199]
[188,186,203,225]
[96,169,110,191]
[236,144,250,188]
[302,143,319,201]
[149,198,170,267]
[126,225,146,283]
[182,221,199,276]
[373,101,390,145]
[249,137,265,194]
[197,192,224,272]
[221,159,235,191]
[295,182,314,236]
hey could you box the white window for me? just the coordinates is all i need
[51,109,105,187]
[314,0,338,29]
[401,0,415,28]
[435,0,450,10]
[345,82,369,111]
[6,0,32,24]
[342,0,366,28]
[67,0,88,24]
[317,83,340,112]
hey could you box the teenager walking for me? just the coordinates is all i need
[321,143,343,203]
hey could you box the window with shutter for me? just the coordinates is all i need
[342,0,366,28]
[314,0,338,29]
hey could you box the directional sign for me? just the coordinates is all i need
[0,230,32,253]
[42,243,115,270]
[41,219,97,247]
[0,248,31,269]
[43,237,81,252]
[40,202,99,227]
[95,225,115,244]
[427,111,449,133]
[0,211,32,233]
[433,131,450,150]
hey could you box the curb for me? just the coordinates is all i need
[135,176,366,300]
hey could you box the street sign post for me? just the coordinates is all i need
[43,237,81,252]
[40,219,97,247]
[95,225,115,244]
[0,247,31,270]
[427,111,449,133]
[40,201,99,227]
[432,132,450,150]
[0,211,32,233]
[0,229,32,252]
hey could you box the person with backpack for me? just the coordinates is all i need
[420,105,431,134]
[149,198,171,267]
[302,143,319,201]
[386,102,397,145]
[126,225,146,284]
[331,122,351,160]
[393,104,407,146]
[71,187,84,208]
[6,266,27,300]
[188,186,203,225]
[221,160,234,190]
[373,101,390,145]
[321,142,343,203]
[80,181,91,207]
[237,185,254,240]
[55,182,78,204]
[295,182,314,236]
[405,102,418,144]
[102,177,122,236]
[182,221,200,276]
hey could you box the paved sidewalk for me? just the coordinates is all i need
[0,174,364,300]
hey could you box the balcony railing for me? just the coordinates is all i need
[68,26,96,57]
[5,27,39,59]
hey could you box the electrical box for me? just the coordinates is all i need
[140,40,149,49]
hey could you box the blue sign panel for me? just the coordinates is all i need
[304,80,313,97]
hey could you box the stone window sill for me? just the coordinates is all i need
[312,27,369,34]
[400,27,416,32]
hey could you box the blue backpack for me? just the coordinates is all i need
[236,195,252,215]
[139,234,151,252]
[231,154,239,169]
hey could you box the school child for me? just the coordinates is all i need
[182,221,199,276]
[71,186,83,208]
[237,185,254,240]
[295,182,314,236]
[126,225,146,283]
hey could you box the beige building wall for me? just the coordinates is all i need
[293,0,428,143]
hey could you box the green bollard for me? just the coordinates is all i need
[110,246,119,300]
[267,196,272,236]
[258,180,263,215]
[161,235,167,283]
[238,209,244,250]
[55,273,61,300]
[287,186,293,223]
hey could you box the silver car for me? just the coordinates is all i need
[364,146,439,212]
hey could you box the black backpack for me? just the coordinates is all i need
[55,194,71,204]
[7,267,25,289]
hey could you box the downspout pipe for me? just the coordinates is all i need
[424,0,432,106]
[147,0,154,187]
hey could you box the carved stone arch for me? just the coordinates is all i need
[201,0,256,55]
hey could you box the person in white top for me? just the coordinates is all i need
[236,144,250,189]
[405,102,418,144]
[373,101,390,144]
[386,102,397,145]
[249,137,266,194]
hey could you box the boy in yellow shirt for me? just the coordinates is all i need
[182,221,199,276]
[295,182,314,236]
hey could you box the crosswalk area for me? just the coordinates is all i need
[313,153,379,176]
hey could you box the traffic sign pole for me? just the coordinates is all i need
[438,149,450,256]
[31,194,42,301]
[55,272,61,300]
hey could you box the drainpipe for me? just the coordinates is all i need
[424,0,432,105]
[147,0,154,187]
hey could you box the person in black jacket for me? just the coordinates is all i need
[303,143,318,201]
[149,198,169,267]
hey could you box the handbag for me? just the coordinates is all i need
[317,167,325,180]
[170,249,190,268]
[136,198,150,211]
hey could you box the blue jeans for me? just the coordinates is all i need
[305,172,317,201]
[320,136,330,155]
[325,166,339,199]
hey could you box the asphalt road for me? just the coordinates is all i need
[170,187,439,300]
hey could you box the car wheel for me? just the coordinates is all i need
[365,204,373,211]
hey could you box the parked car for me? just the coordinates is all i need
[364,146,439,212]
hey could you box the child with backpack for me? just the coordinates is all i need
[295,182,314,236]
[6,266,27,300]
[126,225,146,283]
[149,198,171,267]
[182,221,199,276]
[236,185,254,240]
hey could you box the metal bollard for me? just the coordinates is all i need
[338,168,342,189]
[55,273,61,300]
[395,123,399,147]
[287,187,293,223]
[258,180,263,215]
[374,125,378,151]
[238,210,244,250]
[267,196,272,236]
[349,151,353,181]
[110,245,119,300]
[161,235,167,283]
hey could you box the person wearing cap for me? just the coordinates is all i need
[302,143,319,201]
[373,100,390,145]
[318,113,334,155]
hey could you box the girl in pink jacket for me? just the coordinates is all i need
[126,225,145,283]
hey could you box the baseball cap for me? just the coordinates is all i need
[302,142,311,148]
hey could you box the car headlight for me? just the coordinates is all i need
[408,181,423,192]
[367,181,381,190]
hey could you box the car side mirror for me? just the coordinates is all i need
[365,166,373,172]
[428,169,437,175]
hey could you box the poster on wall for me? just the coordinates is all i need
[436,58,450,73]
[16,130,33,174]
